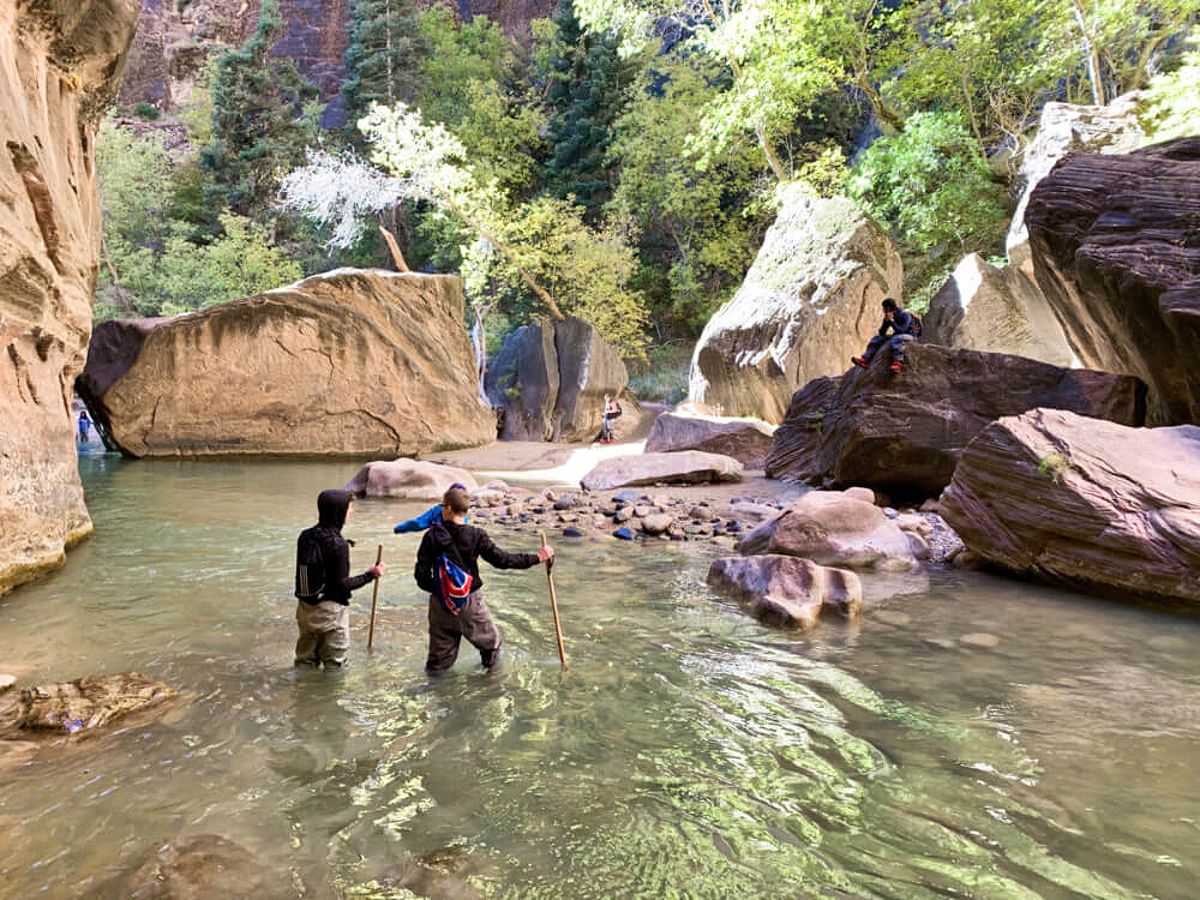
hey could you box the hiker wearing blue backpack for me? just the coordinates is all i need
[293,489,386,668]
[852,297,921,374]
[414,485,553,674]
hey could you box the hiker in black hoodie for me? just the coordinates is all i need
[294,489,385,668]
[415,485,552,673]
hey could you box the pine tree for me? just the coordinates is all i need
[342,0,427,130]
[203,0,319,216]
[542,0,633,218]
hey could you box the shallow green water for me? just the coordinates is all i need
[1,455,1197,898]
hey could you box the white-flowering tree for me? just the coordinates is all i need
[279,148,407,249]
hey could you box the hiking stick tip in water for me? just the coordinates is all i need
[540,531,568,670]
[367,544,383,651]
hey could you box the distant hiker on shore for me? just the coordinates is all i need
[393,483,470,534]
[852,298,921,374]
[294,489,385,669]
[77,409,91,442]
[414,485,552,674]
[599,394,622,444]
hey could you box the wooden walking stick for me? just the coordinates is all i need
[540,531,568,669]
[367,544,383,651]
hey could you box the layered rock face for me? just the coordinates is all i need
[941,408,1200,606]
[77,269,495,457]
[644,411,776,468]
[0,0,139,594]
[688,187,902,423]
[1026,138,1200,425]
[485,316,628,443]
[923,253,1073,366]
[765,343,1146,498]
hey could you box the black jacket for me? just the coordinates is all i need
[415,521,540,596]
[296,489,374,606]
[878,309,917,338]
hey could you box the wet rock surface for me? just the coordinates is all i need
[0,0,139,594]
[644,411,777,468]
[688,186,902,423]
[78,270,495,458]
[124,834,280,899]
[1,672,174,736]
[707,555,862,630]
[941,407,1200,606]
[1026,137,1200,425]
[766,343,1146,498]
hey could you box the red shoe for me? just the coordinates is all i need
[889,360,903,374]
[851,356,869,369]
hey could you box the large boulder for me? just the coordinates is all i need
[707,555,862,630]
[5,672,174,735]
[736,489,921,572]
[76,270,495,457]
[940,408,1200,606]
[485,316,628,442]
[644,411,776,468]
[923,253,1073,366]
[344,459,478,499]
[765,343,1146,499]
[580,451,743,491]
[0,0,139,594]
[1026,137,1200,425]
[687,187,902,423]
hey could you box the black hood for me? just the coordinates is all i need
[317,489,352,530]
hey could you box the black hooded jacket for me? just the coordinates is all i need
[415,520,539,597]
[295,489,374,606]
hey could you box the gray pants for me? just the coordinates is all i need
[865,333,915,362]
[426,591,501,673]
[295,601,350,667]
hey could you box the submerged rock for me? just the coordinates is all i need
[581,451,744,491]
[737,490,920,572]
[0,0,139,594]
[77,270,495,457]
[1026,137,1200,425]
[687,187,902,423]
[125,834,277,899]
[765,343,1146,498]
[485,316,629,442]
[12,672,174,734]
[344,459,478,499]
[940,408,1200,607]
[644,411,777,469]
[708,555,862,630]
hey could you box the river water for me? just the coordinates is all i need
[1,455,1197,898]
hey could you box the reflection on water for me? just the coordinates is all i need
[0,455,1197,898]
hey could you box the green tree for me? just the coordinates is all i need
[203,0,320,215]
[343,0,427,127]
[542,0,635,215]
[1140,27,1200,140]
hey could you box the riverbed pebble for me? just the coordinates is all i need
[960,632,1001,649]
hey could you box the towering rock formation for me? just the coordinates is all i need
[687,187,902,424]
[0,0,140,594]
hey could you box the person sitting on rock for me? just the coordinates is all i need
[393,483,470,534]
[414,485,552,674]
[294,489,385,669]
[851,297,919,374]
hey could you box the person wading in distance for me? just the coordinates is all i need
[293,489,385,669]
[415,486,553,674]
[851,297,920,374]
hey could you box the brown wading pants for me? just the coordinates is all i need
[295,601,350,667]
[426,591,501,673]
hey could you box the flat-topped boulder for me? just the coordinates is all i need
[644,411,776,468]
[344,459,478,499]
[486,316,628,442]
[687,187,902,423]
[77,270,495,457]
[2,672,174,736]
[940,408,1200,607]
[580,451,743,491]
[1026,137,1200,425]
[765,343,1146,499]
[707,555,861,630]
[0,0,139,594]
[737,489,922,572]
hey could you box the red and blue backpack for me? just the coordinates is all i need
[437,552,474,615]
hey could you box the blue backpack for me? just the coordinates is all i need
[437,553,474,615]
